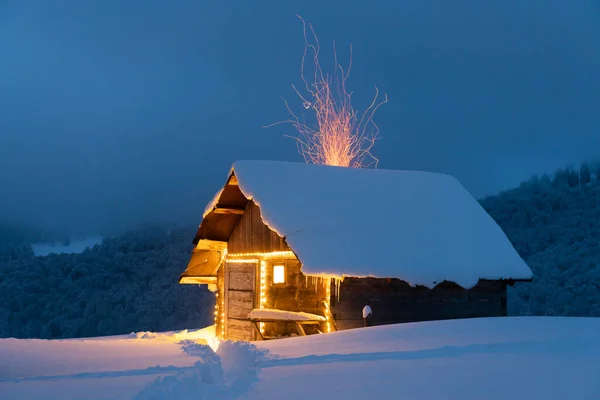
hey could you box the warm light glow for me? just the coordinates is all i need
[259,260,267,334]
[220,292,225,338]
[273,265,285,284]
[223,250,337,339]
[214,292,219,326]
[225,258,259,263]
[267,16,387,168]
[325,277,332,332]
[227,251,296,260]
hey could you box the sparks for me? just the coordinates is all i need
[267,15,387,168]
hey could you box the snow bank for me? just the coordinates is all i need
[31,236,103,256]
[217,340,268,395]
[1,317,598,399]
[0,334,202,400]
[230,161,532,288]
[248,308,326,322]
[0,335,196,382]
[0,324,267,400]
[128,325,219,351]
[133,341,224,400]
[249,317,600,400]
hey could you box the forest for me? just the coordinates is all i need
[0,225,213,339]
[1,162,599,339]
[480,162,600,317]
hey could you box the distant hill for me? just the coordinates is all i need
[0,225,213,339]
[481,162,600,317]
[1,162,599,339]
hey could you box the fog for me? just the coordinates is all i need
[1,0,599,235]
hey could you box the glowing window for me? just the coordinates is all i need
[273,265,285,284]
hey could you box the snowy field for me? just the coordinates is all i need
[1,317,599,400]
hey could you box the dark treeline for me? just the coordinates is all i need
[481,161,600,316]
[1,161,599,339]
[0,225,213,339]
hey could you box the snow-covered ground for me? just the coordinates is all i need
[31,236,104,256]
[1,317,598,399]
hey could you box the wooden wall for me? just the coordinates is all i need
[216,264,224,338]
[331,278,508,330]
[260,258,330,338]
[263,259,329,316]
[228,201,288,254]
[218,257,330,341]
[224,261,256,341]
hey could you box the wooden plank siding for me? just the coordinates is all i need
[227,318,253,342]
[228,264,254,291]
[225,261,256,341]
[228,201,289,254]
[227,291,254,319]
[216,263,225,338]
[257,258,330,338]
[263,260,329,318]
[331,278,508,330]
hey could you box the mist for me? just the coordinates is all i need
[1,0,599,236]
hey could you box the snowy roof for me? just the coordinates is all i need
[200,160,532,289]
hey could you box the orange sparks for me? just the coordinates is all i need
[268,16,387,168]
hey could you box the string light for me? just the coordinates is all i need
[220,289,225,338]
[259,260,267,335]
[226,251,296,260]
[214,292,219,326]
[225,258,259,263]
[325,277,331,332]
[218,249,341,339]
[221,310,225,337]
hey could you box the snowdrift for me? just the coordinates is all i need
[1,317,598,399]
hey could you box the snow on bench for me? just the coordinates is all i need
[247,309,326,322]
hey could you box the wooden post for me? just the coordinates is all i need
[252,321,265,340]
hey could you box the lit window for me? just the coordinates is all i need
[273,265,285,284]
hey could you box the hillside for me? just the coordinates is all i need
[0,225,213,339]
[1,163,599,339]
[481,164,600,317]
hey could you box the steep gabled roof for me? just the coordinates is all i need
[192,160,533,289]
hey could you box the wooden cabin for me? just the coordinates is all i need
[179,161,533,341]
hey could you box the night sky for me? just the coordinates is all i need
[1,0,599,235]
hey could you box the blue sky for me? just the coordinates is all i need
[1,0,599,234]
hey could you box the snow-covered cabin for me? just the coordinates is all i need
[179,160,533,341]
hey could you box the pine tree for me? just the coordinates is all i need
[593,161,600,181]
[580,163,592,185]
[567,167,580,188]
[552,168,569,188]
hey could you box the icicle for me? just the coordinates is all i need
[334,278,337,301]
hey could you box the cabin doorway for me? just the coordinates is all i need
[224,261,256,341]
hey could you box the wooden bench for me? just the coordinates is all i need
[247,308,326,340]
